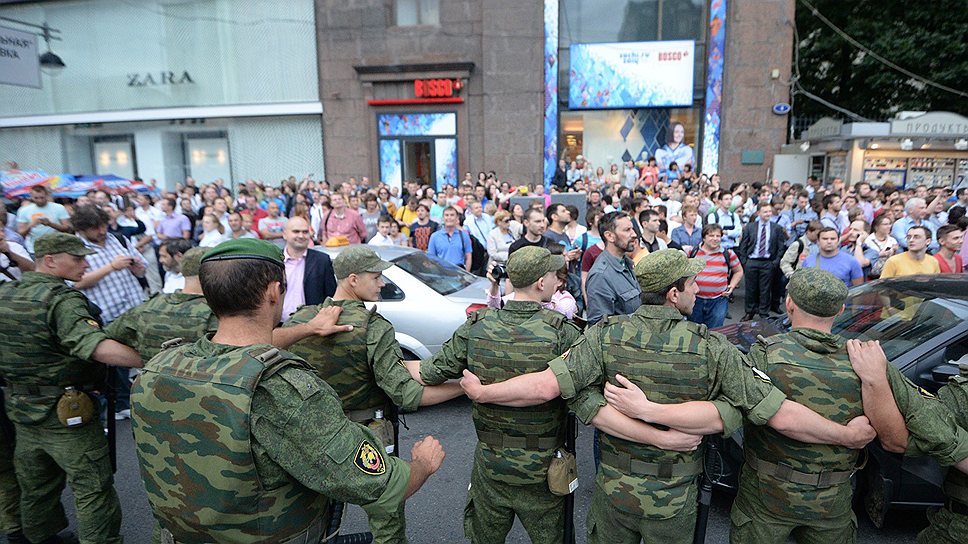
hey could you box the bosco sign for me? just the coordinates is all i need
[414,79,455,99]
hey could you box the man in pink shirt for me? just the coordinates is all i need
[319,193,367,244]
[281,217,312,320]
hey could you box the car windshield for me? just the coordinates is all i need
[392,252,478,296]
[832,281,968,362]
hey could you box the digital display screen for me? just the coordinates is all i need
[569,40,696,109]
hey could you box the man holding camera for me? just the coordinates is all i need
[70,205,147,421]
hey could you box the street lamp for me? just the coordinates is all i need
[0,16,65,75]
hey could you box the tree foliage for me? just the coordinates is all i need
[793,0,968,120]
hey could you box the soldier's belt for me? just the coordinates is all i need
[476,429,562,451]
[744,451,854,487]
[3,384,76,396]
[600,450,702,479]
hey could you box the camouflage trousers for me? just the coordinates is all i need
[0,432,20,534]
[729,470,855,544]
[916,507,968,544]
[463,458,566,544]
[586,478,697,544]
[14,415,123,544]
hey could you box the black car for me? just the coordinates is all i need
[710,275,968,528]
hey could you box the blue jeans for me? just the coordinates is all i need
[689,296,728,329]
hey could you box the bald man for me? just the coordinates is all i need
[281,217,337,321]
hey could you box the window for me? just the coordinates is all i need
[396,0,439,26]
[392,252,477,296]
[380,277,406,301]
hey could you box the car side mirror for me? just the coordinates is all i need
[932,363,960,384]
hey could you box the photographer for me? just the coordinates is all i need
[485,246,577,318]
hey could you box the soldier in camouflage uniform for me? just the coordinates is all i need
[130,238,445,544]
[105,248,217,363]
[0,387,26,544]
[464,249,878,544]
[282,245,462,543]
[719,268,968,543]
[414,246,582,543]
[847,325,968,544]
[0,233,142,544]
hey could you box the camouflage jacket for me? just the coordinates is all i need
[929,367,968,509]
[283,298,423,413]
[0,272,107,424]
[421,300,581,485]
[131,336,410,542]
[104,292,218,364]
[548,304,786,519]
[742,328,968,520]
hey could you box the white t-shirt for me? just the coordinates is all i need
[367,232,394,246]
[163,271,185,293]
[0,241,31,282]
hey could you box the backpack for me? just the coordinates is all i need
[461,230,490,277]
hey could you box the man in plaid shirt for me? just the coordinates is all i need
[70,205,147,420]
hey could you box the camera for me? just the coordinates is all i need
[491,264,508,280]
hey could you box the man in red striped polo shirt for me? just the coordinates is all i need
[687,223,744,328]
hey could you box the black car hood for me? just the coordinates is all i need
[714,316,788,354]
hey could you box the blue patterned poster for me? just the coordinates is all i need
[434,138,457,189]
[379,140,402,188]
[701,0,727,175]
[542,0,559,189]
[378,113,456,136]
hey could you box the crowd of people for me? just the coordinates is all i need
[5,162,968,332]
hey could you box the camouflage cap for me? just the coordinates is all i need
[333,246,392,280]
[33,233,96,258]
[507,246,565,288]
[788,267,847,317]
[201,238,284,268]
[180,247,207,277]
[634,249,705,293]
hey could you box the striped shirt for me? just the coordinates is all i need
[694,247,740,299]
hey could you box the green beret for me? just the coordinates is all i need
[201,238,283,268]
[33,233,96,258]
[507,246,565,288]
[788,268,847,317]
[333,246,392,280]
[634,249,705,293]
[180,247,207,277]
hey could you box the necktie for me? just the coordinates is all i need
[757,222,767,258]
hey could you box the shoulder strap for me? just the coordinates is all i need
[111,232,128,249]
[689,245,700,258]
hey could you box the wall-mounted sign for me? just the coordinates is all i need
[772,102,791,115]
[0,26,41,89]
[805,117,843,140]
[413,79,459,99]
[127,71,195,87]
[890,112,968,137]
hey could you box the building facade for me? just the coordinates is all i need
[0,0,794,192]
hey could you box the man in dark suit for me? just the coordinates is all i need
[738,201,786,320]
[281,217,337,321]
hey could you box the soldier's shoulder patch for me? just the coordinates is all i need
[750,366,772,384]
[354,441,386,475]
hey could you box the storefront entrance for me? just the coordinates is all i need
[377,112,457,190]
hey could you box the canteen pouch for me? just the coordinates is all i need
[367,418,396,455]
[56,388,96,427]
[547,449,578,496]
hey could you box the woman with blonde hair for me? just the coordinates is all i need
[486,210,515,265]
[198,213,226,247]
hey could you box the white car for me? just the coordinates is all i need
[315,244,490,359]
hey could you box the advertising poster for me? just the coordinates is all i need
[569,40,695,109]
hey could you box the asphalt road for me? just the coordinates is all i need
[56,399,927,543]
[50,288,930,543]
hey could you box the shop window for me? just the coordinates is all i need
[661,0,705,41]
[396,0,439,26]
